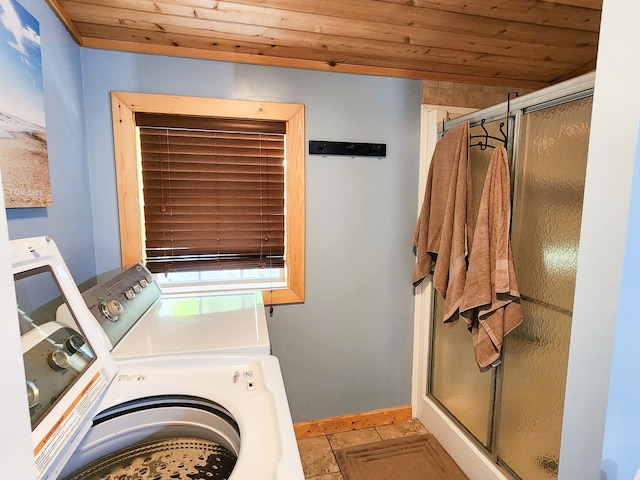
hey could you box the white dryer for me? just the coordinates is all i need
[12,236,304,480]
[75,266,271,358]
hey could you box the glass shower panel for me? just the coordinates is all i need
[498,96,592,480]
[429,118,506,448]
[497,301,572,479]
[431,292,494,447]
[510,97,592,312]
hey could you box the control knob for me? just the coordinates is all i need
[100,299,124,321]
[139,278,148,288]
[65,334,86,354]
[124,288,135,300]
[48,349,70,370]
[26,381,39,408]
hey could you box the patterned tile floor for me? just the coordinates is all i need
[296,418,429,480]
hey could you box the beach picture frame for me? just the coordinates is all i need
[0,0,51,208]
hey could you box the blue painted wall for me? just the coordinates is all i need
[79,49,422,421]
[4,0,96,286]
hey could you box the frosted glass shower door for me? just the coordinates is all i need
[428,96,592,480]
[497,96,592,479]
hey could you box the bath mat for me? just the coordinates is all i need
[335,434,468,480]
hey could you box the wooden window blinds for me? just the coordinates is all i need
[136,113,286,274]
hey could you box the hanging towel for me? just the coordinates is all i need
[460,146,523,371]
[412,122,471,324]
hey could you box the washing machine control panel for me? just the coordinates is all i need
[81,263,161,349]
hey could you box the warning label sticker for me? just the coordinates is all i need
[33,371,107,479]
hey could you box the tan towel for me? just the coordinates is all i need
[412,122,471,324]
[460,146,523,371]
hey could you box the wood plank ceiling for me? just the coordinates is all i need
[46,0,602,89]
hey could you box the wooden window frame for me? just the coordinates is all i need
[111,91,305,304]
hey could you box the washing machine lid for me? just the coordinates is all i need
[111,290,271,358]
[11,236,118,480]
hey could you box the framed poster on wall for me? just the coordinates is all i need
[0,0,51,208]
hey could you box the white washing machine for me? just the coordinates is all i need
[12,236,304,480]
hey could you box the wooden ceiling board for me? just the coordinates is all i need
[46,0,603,87]
[63,0,595,63]
[61,0,599,50]
[385,0,601,31]
[65,6,590,69]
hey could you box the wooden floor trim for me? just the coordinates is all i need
[294,405,412,439]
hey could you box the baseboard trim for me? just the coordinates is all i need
[294,405,412,439]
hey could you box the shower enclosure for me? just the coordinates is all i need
[412,73,594,480]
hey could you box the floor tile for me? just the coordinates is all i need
[328,427,382,450]
[297,435,341,478]
[305,473,344,480]
[376,418,429,440]
[297,418,432,479]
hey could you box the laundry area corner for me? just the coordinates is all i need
[3,0,640,479]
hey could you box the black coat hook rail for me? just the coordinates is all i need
[309,140,386,157]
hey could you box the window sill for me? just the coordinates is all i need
[157,281,303,305]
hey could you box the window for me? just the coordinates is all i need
[136,114,286,272]
[111,92,305,304]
